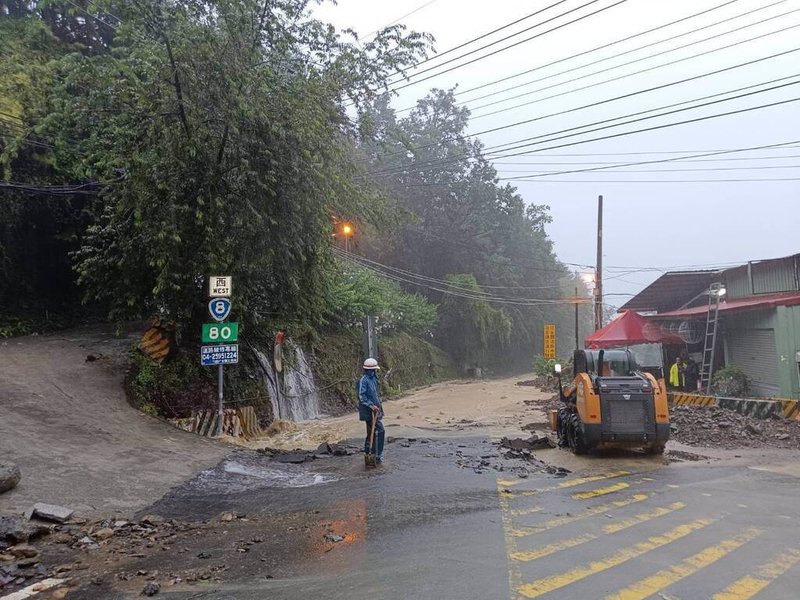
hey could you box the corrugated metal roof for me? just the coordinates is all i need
[619,270,717,313]
[652,291,800,319]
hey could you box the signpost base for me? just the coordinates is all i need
[216,364,224,436]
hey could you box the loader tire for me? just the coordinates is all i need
[557,408,571,448]
[567,414,588,455]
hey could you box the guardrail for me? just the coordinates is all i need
[667,392,800,421]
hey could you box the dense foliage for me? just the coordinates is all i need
[2,0,592,377]
[1,0,430,338]
[356,91,594,371]
[326,263,437,335]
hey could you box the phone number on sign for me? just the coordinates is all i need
[204,351,238,361]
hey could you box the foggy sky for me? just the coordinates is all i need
[314,0,800,307]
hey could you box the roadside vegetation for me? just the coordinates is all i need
[1,0,593,418]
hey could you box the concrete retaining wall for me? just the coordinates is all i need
[667,392,800,421]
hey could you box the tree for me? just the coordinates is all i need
[2,0,431,338]
[356,89,585,372]
[437,274,512,369]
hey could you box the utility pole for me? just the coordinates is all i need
[574,286,580,350]
[594,194,603,331]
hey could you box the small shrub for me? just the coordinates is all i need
[712,365,750,397]
[126,348,215,418]
[533,355,555,377]
[140,403,160,417]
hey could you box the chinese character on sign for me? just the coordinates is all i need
[209,276,232,297]
[543,323,556,359]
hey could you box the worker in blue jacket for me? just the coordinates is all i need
[358,358,385,463]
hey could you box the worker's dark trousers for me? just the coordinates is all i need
[364,418,385,459]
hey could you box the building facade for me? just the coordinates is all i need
[620,253,800,399]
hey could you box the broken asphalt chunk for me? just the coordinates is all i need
[24,503,74,524]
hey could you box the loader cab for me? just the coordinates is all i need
[573,349,637,381]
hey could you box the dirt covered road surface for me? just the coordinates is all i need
[0,327,229,515]
[4,361,800,599]
[249,375,549,452]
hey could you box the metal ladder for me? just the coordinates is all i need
[699,283,722,394]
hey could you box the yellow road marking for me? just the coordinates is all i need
[503,471,633,498]
[511,533,596,562]
[605,528,761,600]
[510,494,649,538]
[603,502,686,534]
[557,471,632,489]
[509,506,543,517]
[572,482,630,500]
[517,518,714,598]
[496,481,523,595]
[711,548,800,600]
[498,479,522,487]
[511,502,685,563]
[667,484,680,488]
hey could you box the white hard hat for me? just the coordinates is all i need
[363,358,380,370]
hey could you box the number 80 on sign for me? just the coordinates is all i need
[202,322,238,343]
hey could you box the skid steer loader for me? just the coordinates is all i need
[552,349,670,454]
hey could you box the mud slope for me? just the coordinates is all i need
[0,326,229,515]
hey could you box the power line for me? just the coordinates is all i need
[496,138,800,180]
[462,0,789,114]
[385,0,608,86]
[483,80,800,158]
[373,41,800,166]
[0,134,56,151]
[436,0,746,105]
[496,164,800,174]
[358,0,442,41]
[492,144,800,157]
[0,180,110,196]
[469,8,800,120]
[335,247,571,292]
[380,0,572,81]
[367,79,800,179]
[387,0,630,93]
[493,152,800,165]
[63,0,120,33]
[335,249,593,306]
[506,176,800,182]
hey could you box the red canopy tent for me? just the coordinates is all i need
[585,310,680,349]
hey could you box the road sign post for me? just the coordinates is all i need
[203,276,234,436]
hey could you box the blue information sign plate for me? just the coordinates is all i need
[201,344,239,366]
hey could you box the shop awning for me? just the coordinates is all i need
[586,310,681,349]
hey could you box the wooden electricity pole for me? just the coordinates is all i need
[574,286,580,350]
[594,194,603,331]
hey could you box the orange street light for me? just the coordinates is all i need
[341,222,354,252]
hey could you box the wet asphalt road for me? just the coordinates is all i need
[95,437,800,600]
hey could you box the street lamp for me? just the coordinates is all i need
[342,223,353,253]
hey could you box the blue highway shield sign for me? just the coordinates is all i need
[208,298,232,322]
[201,344,239,366]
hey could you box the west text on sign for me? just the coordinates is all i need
[209,276,232,297]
